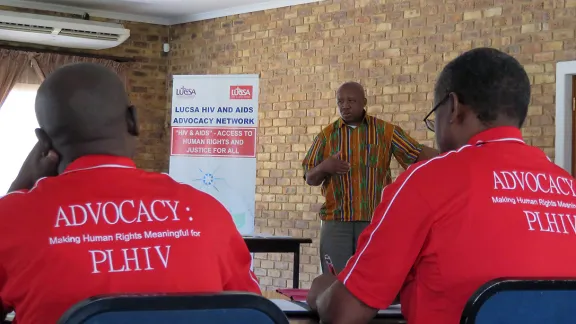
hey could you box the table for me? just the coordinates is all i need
[243,236,312,288]
[262,292,405,324]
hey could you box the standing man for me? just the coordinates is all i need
[302,82,438,273]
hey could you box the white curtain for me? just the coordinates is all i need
[0,83,40,193]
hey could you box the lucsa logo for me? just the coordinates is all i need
[230,85,253,99]
[176,86,196,98]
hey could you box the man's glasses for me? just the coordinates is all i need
[423,95,449,132]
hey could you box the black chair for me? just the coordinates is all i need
[461,278,576,324]
[58,292,289,324]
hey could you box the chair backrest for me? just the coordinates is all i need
[58,292,289,324]
[461,278,576,324]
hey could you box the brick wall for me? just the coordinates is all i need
[0,6,170,172]
[169,0,576,290]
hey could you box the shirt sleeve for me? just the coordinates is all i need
[0,195,16,318]
[391,126,423,169]
[0,268,11,321]
[222,227,261,294]
[212,199,260,294]
[337,164,435,309]
[302,132,327,178]
[0,266,6,319]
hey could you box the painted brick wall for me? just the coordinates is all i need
[169,0,576,290]
[0,6,170,172]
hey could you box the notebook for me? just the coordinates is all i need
[276,288,309,302]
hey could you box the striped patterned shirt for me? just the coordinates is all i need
[302,115,423,221]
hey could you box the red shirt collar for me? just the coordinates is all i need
[63,155,136,174]
[467,126,525,145]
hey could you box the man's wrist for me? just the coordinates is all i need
[317,160,329,175]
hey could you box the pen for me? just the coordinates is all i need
[324,254,337,275]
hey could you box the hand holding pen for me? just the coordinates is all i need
[324,254,337,275]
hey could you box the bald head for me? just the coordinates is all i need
[338,82,365,97]
[35,62,138,168]
[336,81,367,125]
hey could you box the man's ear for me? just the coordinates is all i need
[34,128,53,156]
[363,97,368,107]
[126,105,140,136]
[448,92,467,125]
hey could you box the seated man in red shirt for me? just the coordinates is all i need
[0,63,260,324]
[307,47,576,323]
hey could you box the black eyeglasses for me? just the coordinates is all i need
[423,95,449,132]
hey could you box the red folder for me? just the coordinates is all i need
[276,288,309,302]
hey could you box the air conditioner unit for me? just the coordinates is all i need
[0,10,130,50]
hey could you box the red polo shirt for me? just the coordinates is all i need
[338,127,576,323]
[0,155,260,324]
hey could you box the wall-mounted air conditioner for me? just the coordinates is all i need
[0,10,130,50]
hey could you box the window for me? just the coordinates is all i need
[0,83,40,194]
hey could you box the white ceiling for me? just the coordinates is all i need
[0,0,321,25]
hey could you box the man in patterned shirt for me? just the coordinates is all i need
[303,82,438,273]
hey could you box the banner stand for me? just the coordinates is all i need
[169,75,259,235]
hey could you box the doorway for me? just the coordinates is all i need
[572,75,576,176]
[555,61,576,172]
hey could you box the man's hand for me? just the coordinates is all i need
[307,273,379,324]
[305,152,350,186]
[320,152,350,175]
[8,129,59,192]
[415,146,439,162]
[307,273,338,310]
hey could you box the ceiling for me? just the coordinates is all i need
[0,0,321,25]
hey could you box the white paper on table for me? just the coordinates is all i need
[270,299,308,312]
[269,299,400,315]
[378,304,401,314]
